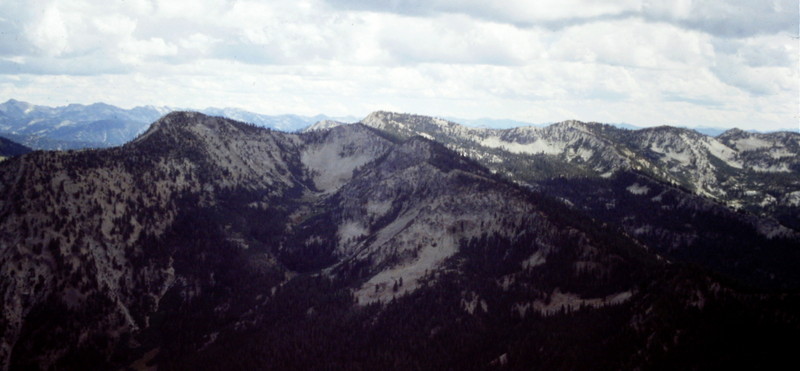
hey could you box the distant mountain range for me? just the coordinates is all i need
[441,118,793,137]
[2,99,792,151]
[0,99,356,150]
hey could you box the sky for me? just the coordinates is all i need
[0,0,797,131]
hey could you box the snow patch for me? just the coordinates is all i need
[512,302,531,318]
[490,353,509,367]
[751,163,790,173]
[54,120,75,129]
[522,251,546,269]
[417,132,434,140]
[782,191,800,207]
[531,289,634,315]
[366,199,392,218]
[626,183,650,195]
[338,221,367,245]
[651,191,665,202]
[480,136,564,155]
[461,292,488,315]
[759,194,777,207]
[755,219,795,239]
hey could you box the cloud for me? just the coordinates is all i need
[708,33,798,96]
[714,34,798,68]
[374,13,543,65]
[325,0,642,26]
[548,20,715,69]
[641,0,798,38]
[662,93,723,108]
[27,6,71,56]
[326,0,798,38]
[0,0,796,131]
[712,58,797,96]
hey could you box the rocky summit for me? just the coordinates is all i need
[1,112,798,370]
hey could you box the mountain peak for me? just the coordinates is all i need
[361,110,397,128]
[361,111,459,135]
[640,124,704,137]
[304,119,347,132]
[717,127,748,139]
[87,102,115,109]
[142,110,201,131]
[159,110,204,123]
[550,120,609,132]
[1,98,22,105]
[0,99,34,114]
[556,119,585,126]
[131,111,240,146]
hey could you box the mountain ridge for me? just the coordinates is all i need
[312,111,800,289]
[320,111,799,218]
[0,100,353,150]
[0,136,31,160]
[5,99,795,152]
[1,111,798,370]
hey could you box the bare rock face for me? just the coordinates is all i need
[1,112,797,370]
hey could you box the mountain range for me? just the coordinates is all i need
[0,110,798,370]
[4,99,785,151]
[311,112,800,226]
[312,113,800,287]
[0,99,356,150]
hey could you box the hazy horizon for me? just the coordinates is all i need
[6,97,799,135]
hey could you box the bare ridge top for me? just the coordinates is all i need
[133,111,259,145]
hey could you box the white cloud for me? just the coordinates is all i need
[713,58,797,96]
[27,5,70,56]
[326,0,798,37]
[0,0,796,131]
[549,20,715,69]
[375,13,543,65]
[641,0,797,38]
[326,0,643,25]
